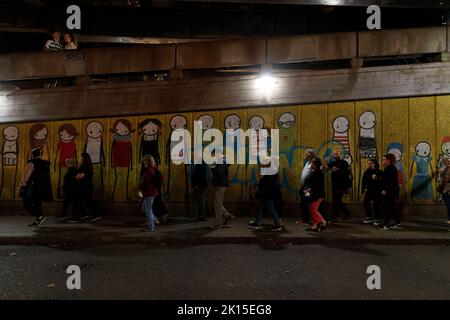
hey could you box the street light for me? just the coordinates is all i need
[254,74,278,102]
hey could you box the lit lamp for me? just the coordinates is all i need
[254,73,278,103]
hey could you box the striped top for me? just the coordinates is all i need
[333,132,350,153]
[44,40,63,51]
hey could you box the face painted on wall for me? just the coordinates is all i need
[332,116,350,134]
[344,154,353,166]
[198,115,214,130]
[415,141,432,157]
[224,114,241,130]
[34,127,48,141]
[248,115,265,130]
[358,111,376,129]
[86,121,103,139]
[170,115,187,130]
[115,121,130,136]
[143,121,159,136]
[441,137,450,156]
[59,130,74,142]
[3,126,18,141]
[277,112,296,129]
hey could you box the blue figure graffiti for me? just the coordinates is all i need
[410,141,434,201]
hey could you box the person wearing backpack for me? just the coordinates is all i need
[20,148,52,226]
[325,150,352,222]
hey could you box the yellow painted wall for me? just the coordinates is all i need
[1,96,448,205]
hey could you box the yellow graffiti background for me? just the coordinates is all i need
[0,96,448,207]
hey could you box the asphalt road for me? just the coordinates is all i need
[1,244,449,300]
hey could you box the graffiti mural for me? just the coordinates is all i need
[1,126,19,199]
[410,141,434,201]
[84,121,106,199]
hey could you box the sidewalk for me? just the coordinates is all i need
[0,215,449,247]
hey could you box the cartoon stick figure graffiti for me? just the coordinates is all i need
[224,114,245,198]
[437,136,450,182]
[386,142,407,199]
[357,111,377,199]
[248,115,266,199]
[1,126,19,199]
[332,116,351,156]
[84,121,106,199]
[410,141,434,201]
[138,118,162,178]
[54,124,79,199]
[111,119,134,200]
[224,114,241,131]
[277,112,298,195]
[165,115,189,201]
[28,123,50,161]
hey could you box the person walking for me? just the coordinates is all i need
[152,164,169,224]
[379,154,402,230]
[325,150,352,222]
[20,148,52,226]
[361,159,382,225]
[297,149,315,224]
[209,158,234,229]
[190,161,209,222]
[302,158,327,232]
[247,158,282,231]
[58,158,78,221]
[439,158,450,225]
[139,155,159,232]
[70,153,100,223]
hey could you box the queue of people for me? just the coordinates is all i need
[19,147,450,233]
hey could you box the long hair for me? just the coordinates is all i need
[111,119,135,135]
[29,123,48,149]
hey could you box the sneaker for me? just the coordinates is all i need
[363,218,374,224]
[270,225,283,232]
[372,220,381,226]
[57,216,70,221]
[28,220,39,227]
[155,218,160,225]
[390,224,404,230]
[89,216,103,223]
[379,225,390,231]
[80,216,91,222]
[247,222,260,230]
[146,226,155,232]
[67,219,82,224]
[37,216,47,226]
[209,224,222,230]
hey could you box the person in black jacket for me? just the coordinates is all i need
[190,161,209,222]
[247,158,282,232]
[59,158,78,220]
[20,148,52,226]
[302,158,327,232]
[361,159,382,225]
[380,154,402,230]
[325,151,352,222]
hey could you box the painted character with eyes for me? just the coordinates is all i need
[357,111,377,199]
[165,115,188,200]
[276,112,298,196]
[410,141,434,201]
[84,121,106,199]
[28,123,50,161]
[139,119,162,178]
[437,136,450,190]
[111,119,134,200]
[1,126,19,199]
[332,116,351,157]
[54,124,79,198]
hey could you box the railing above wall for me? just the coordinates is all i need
[0,26,449,82]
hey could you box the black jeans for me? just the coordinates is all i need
[23,196,42,220]
[300,198,310,223]
[363,192,381,220]
[382,196,400,226]
[61,197,76,217]
[75,193,97,219]
[331,190,350,219]
[442,192,450,221]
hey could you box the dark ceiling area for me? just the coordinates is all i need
[1,0,450,53]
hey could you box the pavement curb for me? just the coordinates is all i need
[1,235,450,247]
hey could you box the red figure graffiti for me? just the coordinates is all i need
[54,124,79,198]
[111,119,134,200]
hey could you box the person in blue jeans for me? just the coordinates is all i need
[247,159,282,232]
[139,155,159,232]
